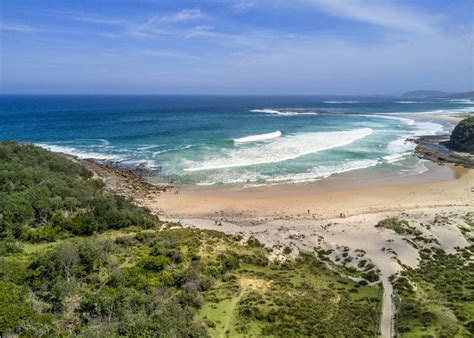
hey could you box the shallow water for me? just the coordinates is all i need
[0,95,471,185]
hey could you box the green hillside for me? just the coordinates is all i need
[0,142,382,336]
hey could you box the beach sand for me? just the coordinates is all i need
[152,162,472,222]
[147,162,472,338]
[87,157,473,338]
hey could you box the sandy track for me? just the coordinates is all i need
[172,206,471,337]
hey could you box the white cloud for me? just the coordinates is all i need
[125,9,205,38]
[0,23,39,33]
[305,0,440,34]
[161,9,204,22]
[231,2,255,13]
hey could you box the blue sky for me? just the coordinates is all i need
[1,0,472,94]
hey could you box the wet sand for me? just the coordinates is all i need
[153,162,472,222]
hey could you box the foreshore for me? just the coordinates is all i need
[86,154,472,338]
[72,131,473,338]
[152,162,472,222]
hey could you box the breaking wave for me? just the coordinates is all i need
[234,131,282,143]
[184,128,373,171]
[249,109,319,116]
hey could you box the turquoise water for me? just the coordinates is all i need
[1,95,472,185]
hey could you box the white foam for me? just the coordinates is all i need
[249,109,319,116]
[184,128,373,171]
[383,153,406,163]
[449,99,474,104]
[234,131,282,143]
[36,143,121,160]
[153,145,193,156]
[194,159,379,185]
[386,137,413,155]
[384,119,444,162]
[384,106,474,115]
[137,145,161,150]
[249,109,281,114]
[395,101,429,104]
[363,114,416,125]
[267,159,379,183]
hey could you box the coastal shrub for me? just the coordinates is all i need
[0,142,159,243]
[0,143,387,337]
[394,246,473,336]
[376,217,420,235]
[218,251,240,271]
[139,255,169,272]
[362,270,380,283]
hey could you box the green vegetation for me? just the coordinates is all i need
[376,217,421,236]
[0,142,157,249]
[201,250,382,337]
[449,116,474,153]
[0,142,384,336]
[3,141,474,337]
[393,245,474,336]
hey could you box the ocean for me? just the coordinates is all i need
[1,95,472,186]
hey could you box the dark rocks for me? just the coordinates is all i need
[414,134,474,168]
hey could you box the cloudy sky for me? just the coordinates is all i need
[1,0,472,94]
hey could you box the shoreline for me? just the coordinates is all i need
[153,161,472,222]
[71,132,473,338]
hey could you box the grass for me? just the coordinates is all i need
[199,250,382,337]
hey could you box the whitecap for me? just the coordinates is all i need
[249,109,318,116]
[395,101,429,104]
[449,99,474,104]
[362,114,416,125]
[234,131,282,143]
[193,159,379,185]
[153,145,193,156]
[184,128,373,171]
[384,119,444,162]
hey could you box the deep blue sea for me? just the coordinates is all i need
[1,95,472,185]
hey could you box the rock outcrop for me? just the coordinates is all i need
[449,117,474,153]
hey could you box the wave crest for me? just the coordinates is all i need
[234,131,282,143]
[184,128,373,171]
[249,109,319,116]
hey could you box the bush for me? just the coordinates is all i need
[0,142,159,243]
[139,256,169,272]
[0,281,50,335]
[376,217,417,235]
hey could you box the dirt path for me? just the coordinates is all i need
[220,289,243,338]
[175,206,471,338]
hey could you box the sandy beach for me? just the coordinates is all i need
[152,162,472,222]
[142,161,472,337]
[81,120,473,338]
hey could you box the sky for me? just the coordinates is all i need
[0,0,473,95]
